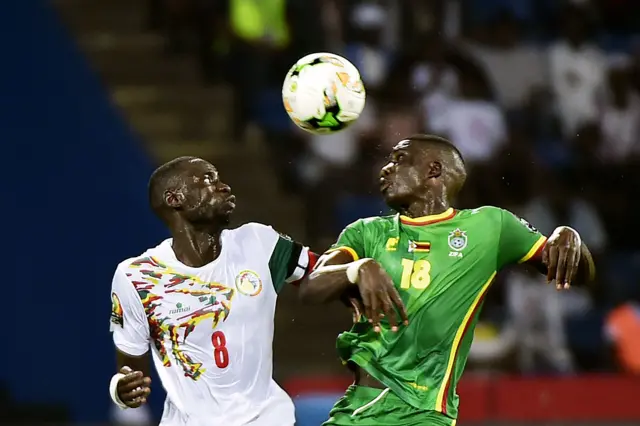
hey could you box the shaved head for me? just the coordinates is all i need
[404,134,467,196]
[147,156,235,227]
[380,134,468,213]
[148,156,199,214]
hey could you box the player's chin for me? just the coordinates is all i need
[381,190,403,210]
[215,210,233,225]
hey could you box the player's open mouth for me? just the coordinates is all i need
[225,195,236,209]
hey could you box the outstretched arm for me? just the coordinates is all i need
[299,250,355,304]
[299,249,408,331]
[498,210,595,288]
[300,219,368,304]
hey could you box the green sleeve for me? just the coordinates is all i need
[497,209,547,269]
[326,220,366,260]
[268,233,304,293]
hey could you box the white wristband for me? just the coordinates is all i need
[346,258,374,284]
[109,372,128,409]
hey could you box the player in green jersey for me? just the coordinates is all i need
[300,134,596,426]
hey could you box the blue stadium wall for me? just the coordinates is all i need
[0,1,167,422]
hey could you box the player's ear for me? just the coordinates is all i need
[163,189,185,209]
[428,161,442,179]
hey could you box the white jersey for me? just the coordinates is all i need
[109,223,311,426]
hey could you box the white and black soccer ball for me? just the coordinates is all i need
[282,52,366,134]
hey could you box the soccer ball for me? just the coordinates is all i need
[282,52,366,134]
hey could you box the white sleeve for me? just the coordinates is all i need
[110,267,150,356]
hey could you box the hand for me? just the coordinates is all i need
[116,366,151,408]
[356,261,409,332]
[542,226,581,290]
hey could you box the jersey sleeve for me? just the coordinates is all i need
[110,267,150,356]
[497,209,547,269]
[250,223,314,293]
[325,219,366,261]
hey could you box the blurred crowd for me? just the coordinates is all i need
[146,0,640,376]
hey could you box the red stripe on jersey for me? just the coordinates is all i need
[531,238,547,260]
[290,251,319,286]
[441,290,489,414]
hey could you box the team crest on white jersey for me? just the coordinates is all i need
[235,270,263,296]
[448,229,468,254]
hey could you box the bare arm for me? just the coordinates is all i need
[299,250,409,331]
[116,349,152,378]
[299,250,354,304]
[110,267,153,408]
[113,349,152,408]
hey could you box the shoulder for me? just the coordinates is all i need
[117,238,172,264]
[458,205,503,220]
[227,222,285,248]
[111,258,140,297]
[114,239,173,281]
[457,206,516,231]
[466,206,542,235]
[341,215,394,235]
[349,215,395,228]
[115,255,143,278]
[231,222,279,238]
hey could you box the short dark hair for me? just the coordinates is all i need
[148,156,198,211]
[407,134,465,164]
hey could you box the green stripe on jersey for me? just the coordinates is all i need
[268,236,294,293]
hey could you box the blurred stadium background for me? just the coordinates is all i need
[2,0,639,424]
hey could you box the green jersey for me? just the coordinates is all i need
[327,206,546,420]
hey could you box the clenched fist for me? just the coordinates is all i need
[117,366,151,408]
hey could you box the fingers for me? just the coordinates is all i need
[349,297,365,323]
[369,291,382,332]
[360,290,375,328]
[121,384,151,405]
[555,244,569,289]
[380,291,398,332]
[367,284,407,333]
[118,372,152,407]
[545,244,558,284]
[118,371,144,392]
[385,277,408,326]
[357,263,409,332]
[124,390,149,408]
[562,246,581,289]
[390,287,409,326]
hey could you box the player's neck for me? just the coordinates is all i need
[170,223,223,268]
[401,199,450,219]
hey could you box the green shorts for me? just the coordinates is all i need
[322,385,455,426]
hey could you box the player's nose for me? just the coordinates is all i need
[217,182,231,194]
[380,162,394,177]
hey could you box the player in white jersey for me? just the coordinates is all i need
[108,157,317,426]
